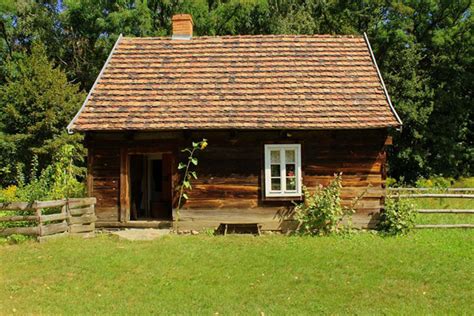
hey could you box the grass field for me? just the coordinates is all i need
[1,231,473,315]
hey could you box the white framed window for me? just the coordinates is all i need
[264,144,302,198]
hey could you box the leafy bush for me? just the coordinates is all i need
[0,144,85,203]
[379,197,417,235]
[294,174,357,236]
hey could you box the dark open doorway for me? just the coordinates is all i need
[129,153,173,220]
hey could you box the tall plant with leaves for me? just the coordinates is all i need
[378,197,417,235]
[294,173,364,236]
[176,139,208,222]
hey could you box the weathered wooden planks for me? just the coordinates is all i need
[0,215,37,222]
[69,214,97,225]
[87,129,389,227]
[42,222,68,236]
[41,213,68,222]
[0,226,39,236]
[69,223,95,234]
[0,198,97,240]
[69,206,95,216]
[0,202,35,210]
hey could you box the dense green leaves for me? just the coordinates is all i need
[379,197,417,235]
[375,0,473,181]
[0,0,472,184]
[0,41,85,185]
[0,144,85,203]
[294,174,355,236]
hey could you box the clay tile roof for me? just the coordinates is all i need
[68,34,402,131]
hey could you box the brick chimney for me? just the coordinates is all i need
[172,14,193,40]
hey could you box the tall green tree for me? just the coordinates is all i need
[372,0,473,181]
[0,42,85,185]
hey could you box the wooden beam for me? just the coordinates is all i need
[0,226,39,236]
[87,147,94,196]
[120,147,130,222]
[0,202,34,210]
[0,215,37,222]
[415,224,474,229]
[391,194,474,198]
[42,222,68,236]
[388,188,474,192]
[41,213,68,222]
[418,209,474,214]
[96,221,172,229]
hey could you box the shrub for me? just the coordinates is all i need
[294,174,357,236]
[379,197,417,235]
[0,144,85,203]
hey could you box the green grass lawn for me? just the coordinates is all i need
[1,231,473,315]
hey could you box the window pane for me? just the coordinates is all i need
[285,150,295,163]
[271,165,280,177]
[270,150,280,164]
[271,178,281,190]
[286,177,296,190]
[286,164,295,177]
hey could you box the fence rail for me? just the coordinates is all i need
[388,188,474,229]
[0,197,96,242]
[389,193,474,199]
[388,188,474,192]
[417,209,474,214]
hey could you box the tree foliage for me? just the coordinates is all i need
[0,41,85,185]
[0,0,472,184]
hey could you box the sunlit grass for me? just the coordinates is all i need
[1,231,473,315]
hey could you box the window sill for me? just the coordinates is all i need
[263,195,303,202]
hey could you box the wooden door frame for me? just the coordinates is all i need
[119,147,130,222]
[120,147,174,222]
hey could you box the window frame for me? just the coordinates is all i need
[264,144,302,198]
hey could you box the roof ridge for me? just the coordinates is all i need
[121,34,363,40]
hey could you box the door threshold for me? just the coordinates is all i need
[96,220,172,229]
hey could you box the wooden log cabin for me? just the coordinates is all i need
[67,14,402,231]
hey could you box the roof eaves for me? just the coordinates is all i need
[363,32,403,129]
[67,34,123,134]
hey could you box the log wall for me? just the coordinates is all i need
[86,129,390,228]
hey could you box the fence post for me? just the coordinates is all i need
[62,199,70,235]
[35,203,43,238]
[64,198,72,234]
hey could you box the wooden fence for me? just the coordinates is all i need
[0,197,96,242]
[388,188,474,229]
